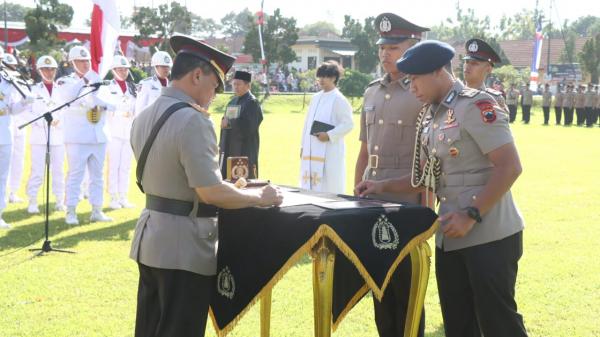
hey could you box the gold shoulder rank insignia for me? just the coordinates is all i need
[459,88,479,98]
[190,103,210,116]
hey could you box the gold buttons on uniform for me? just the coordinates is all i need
[433,123,439,129]
[472,195,477,200]
[432,148,437,154]
[447,138,452,143]
[374,145,379,151]
[397,120,403,124]
[378,119,384,124]
[372,171,377,176]
[441,197,447,202]
[385,93,391,100]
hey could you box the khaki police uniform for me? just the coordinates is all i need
[563,87,575,125]
[575,88,586,125]
[419,80,527,337]
[584,87,595,127]
[520,88,533,123]
[553,87,563,124]
[505,88,519,123]
[542,88,552,124]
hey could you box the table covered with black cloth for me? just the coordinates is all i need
[209,190,438,336]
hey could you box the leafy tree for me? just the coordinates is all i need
[243,8,299,67]
[131,3,192,50]
[428,3,491,43]
[192,15,221,38]
[341,15,378,73]
[220,9,253,37]
[24,0,73,53]
[4,2,32,21]
[300,21,339,37]
[338,70,372,108]
[493,65,530,86]
[578,34,600,82]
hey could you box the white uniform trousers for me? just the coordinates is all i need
[8,134,25,194]
[0,144,12,211]
[107,138,133,197]
[65,143,107,208]
[27,144,66,204]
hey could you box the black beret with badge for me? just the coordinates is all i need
[463,38,501,66]
[169,33,236,92]
[374,13,430,45]
[396,40,456,75]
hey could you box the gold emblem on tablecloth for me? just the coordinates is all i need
[87,106,101,123]
[217,266,236,299]
[372,214,399,250]
[228,157,249,180]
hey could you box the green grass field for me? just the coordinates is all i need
[1,94,599,337]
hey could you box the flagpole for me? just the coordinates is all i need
[257,0,269,98]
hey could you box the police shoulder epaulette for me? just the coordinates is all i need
[459,88,480,98]
[367,78,382,88]
[485,87,502,96]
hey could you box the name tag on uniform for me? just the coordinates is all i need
[364,105,375,112]
[151,86,159,90]
[226,105,241,119]
[441,123,459,130]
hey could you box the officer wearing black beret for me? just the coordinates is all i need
[219,70,264,179]
[357,40,528,337]
[355,12,429,337]
[462,38,509,112]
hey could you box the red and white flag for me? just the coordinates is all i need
[90,0,120,78]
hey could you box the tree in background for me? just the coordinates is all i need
[493,65,530,86]
[338,69,372,110]
[341,15,378,74]
[300,21,339,37]
[428,3,491,43]
[243,8,299,68]
[578,34,600,83]
[192,15,221,38]
[24,0,73,53]
[4,2,32,21]
[131,2,192,51]
[220,9,253,38]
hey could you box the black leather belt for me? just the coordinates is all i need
[145,194,217,217]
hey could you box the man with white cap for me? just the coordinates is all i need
[134,51,172,115]
[0,46,32,229]
[25,55,66,214]
[101,55,137,209]
[55,45,114,225]
[3,53,28,204]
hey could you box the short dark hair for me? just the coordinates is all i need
[171,53,214,80]
[316,60,343,84]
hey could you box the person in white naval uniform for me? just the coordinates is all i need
[3,53,28,204]
[25,55,66,214]
[55,45,114,225]
[134,51,171,115]
[101,55,137,209]
[0,46,33,229]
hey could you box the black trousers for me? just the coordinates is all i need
[554,107,562,124]
[436,232,528,337]
[542,106,550,124]
[576,108,585,125]
[521,105,531,123]
[585,107,594,126]
[135,263,214,337]
[373,257,425,337]
[508,105,517,123]
[564,108,574,125]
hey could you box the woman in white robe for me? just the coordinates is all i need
[300,61,354,194]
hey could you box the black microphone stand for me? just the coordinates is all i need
[19,85,102,256]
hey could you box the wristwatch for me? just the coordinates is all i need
[464,207,482,223]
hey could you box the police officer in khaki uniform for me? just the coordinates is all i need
[354,13,429,337]
[563,84,575,125]
[506,83,519,123]
[520,85,533,124]
[129,34,282,337]
[553,83,563,125]
[462,38,508,112]
[542,83,552,125]
[575,84,586,126]
[584,83,595,127]
[356,40,528,337]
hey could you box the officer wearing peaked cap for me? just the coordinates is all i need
[356,40,528,337]
[355,12,429,337]
[129,33,282,337]
[462,38,509,113]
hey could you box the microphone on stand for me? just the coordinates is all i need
[83,80,111,88]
